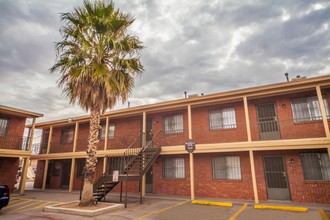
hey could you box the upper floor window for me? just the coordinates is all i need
[99,123,115,139]
[0,118,9,136]
[209,108,236,130]
[163,157,185,179]
[301,153,330,181]
[291,96,330,123]
[60,128,74,144]
[212,156,242,180]
[164,114,183,134]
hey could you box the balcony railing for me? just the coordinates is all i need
[0,135,30,151]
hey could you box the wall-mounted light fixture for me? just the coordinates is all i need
[282,104,286,108]
[289,159,294,164]
[68,117,73,123]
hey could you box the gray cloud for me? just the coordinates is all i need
[1,0,329,122]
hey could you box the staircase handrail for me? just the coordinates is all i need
[94,138,137,187]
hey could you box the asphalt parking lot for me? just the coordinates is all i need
[1,190,329,220]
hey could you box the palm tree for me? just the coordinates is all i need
[50,0,143,206]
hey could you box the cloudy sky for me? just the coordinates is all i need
[1,0,330,123]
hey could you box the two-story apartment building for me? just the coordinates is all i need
[31,75,330,204]
[0,105,42,193]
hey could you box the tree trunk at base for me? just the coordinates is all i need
[79,106,100,207]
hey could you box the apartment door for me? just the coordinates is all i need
[264,156,290,200]
[61,161,71,189]
[146,118,153,145]
[256,103,280,140]
[146,168,153,193]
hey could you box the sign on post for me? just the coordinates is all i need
[112,170,119,182]
[185,139,196,153]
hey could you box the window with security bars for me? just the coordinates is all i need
[301,153,330,181]
[291,96,330,123]
[0,118,9,136]
[163,158,185,179]
[99,123,115,139]
[209,108,236,130]
[212,156,241,180]
[164,114,183,134]
[60,129,74,144]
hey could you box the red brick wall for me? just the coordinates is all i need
[151,111,189,147]
[50,127,74,153]
[0,157,19,192]
[248,91,329,141]
[254,150,330,204]
[153,155,191,196]
[34,160,44,188]
[192,102,248,144]
[194,152,254,200]
[0,115,26,150]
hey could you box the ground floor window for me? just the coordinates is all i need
[212,156,241,180]
[163,157,185,179]
[301,153,330,181]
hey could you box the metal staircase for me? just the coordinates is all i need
[92,134,161,204]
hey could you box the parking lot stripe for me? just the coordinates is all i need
[3,200,30,209]
[254,204,308,212]
[229,203,247,220]
[319,209,329,220]
[133,200,190,220]
[11,197,65,204]
[191,200,232,207]
[28,201,53,211]
[6,201,41,214]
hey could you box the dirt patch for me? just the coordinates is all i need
[57,202,111,210]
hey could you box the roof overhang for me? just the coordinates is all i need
[0,105,43,118]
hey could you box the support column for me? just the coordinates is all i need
[42,160,49,191]
[73,122,79,152]
[316,86,330,138]
[104,117,109,150]
[19,157,30,194]
[28,118,36,151]
[243,96,252,142]
[249,150,259,204]
[103,117,109,174]
[46,126,53,154]
[69,158,75,192]
[141,112,147,197]
[188,105,195,200]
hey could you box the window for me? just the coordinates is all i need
[0,118,9,136]
[164,114,183,134]
[301,153,330,181]
[163,158,185,179]
[99,123,115,139]
[209,108,236,130]
[60,129,74,144]
[212,156,241,180]
[291,96,330,123]
[76,159,85,177]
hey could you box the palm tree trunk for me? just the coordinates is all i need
[79,106,100,206]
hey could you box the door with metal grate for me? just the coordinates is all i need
[256,103,280,140]
[264,156,290,200]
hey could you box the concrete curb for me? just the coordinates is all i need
[44,200,124,217]
[254,204,308,212]
[191,200,233,207]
